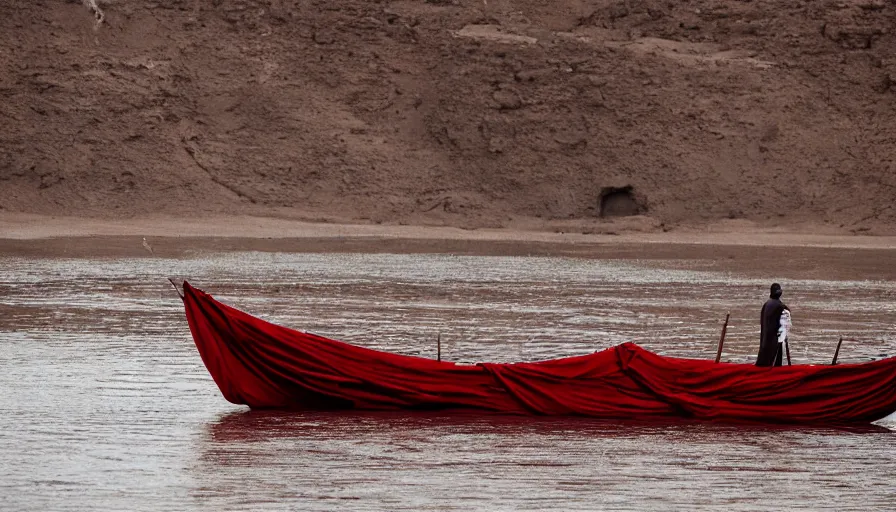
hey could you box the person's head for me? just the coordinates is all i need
[770,283,783,299]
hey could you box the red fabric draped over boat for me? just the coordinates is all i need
[182,282,896,423]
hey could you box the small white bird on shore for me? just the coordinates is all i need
[142,237,154,255]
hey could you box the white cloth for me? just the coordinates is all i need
[777,309,792,344]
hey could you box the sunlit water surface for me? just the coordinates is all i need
[1,252,895,511]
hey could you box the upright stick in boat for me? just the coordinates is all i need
[715,313,730,363]
[832,336,844,365]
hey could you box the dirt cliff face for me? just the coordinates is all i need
[1,0,894,232]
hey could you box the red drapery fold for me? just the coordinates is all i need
[182,282,896,423]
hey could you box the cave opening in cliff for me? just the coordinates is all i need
[599,186,641,218]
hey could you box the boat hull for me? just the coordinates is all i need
[181,282,896,424]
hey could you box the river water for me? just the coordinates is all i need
[1,250,895,511]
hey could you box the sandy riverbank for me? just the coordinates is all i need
[2,212,896,247]
[2,213,896,281]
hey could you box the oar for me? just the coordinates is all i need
[714,313,730,363]
[785,337,792,366]
[832,336,844,365]
[437,332,441,362]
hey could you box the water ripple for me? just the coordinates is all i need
[1,252,894,511]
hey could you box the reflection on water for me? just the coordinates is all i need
[1,252,895,511]
[196,411,896,510]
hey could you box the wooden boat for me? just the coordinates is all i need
[179,282,896,424]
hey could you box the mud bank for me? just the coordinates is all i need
[1,1,895,232]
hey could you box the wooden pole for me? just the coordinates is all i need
[437,332,441,362]
[714,313,730,363]
[832,336,844,365]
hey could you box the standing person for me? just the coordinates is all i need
[756,283,792,367]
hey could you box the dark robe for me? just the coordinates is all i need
[756,298,789,367]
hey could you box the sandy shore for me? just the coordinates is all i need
[2,213,896,282]
[3,212,896,248]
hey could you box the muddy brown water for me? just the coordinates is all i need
[1,250,895,511]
